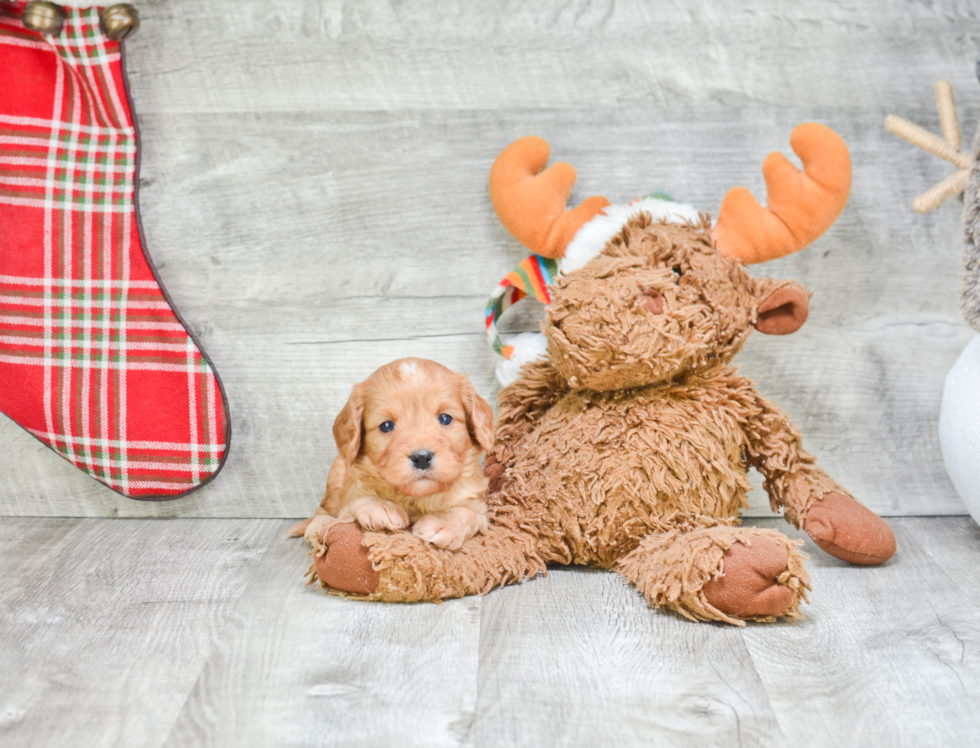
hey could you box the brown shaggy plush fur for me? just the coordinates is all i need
[308,214,894,624]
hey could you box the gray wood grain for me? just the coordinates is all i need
[1,0,979,516]
[470,567,786,748]
[742,518,980,748]
[3,516,980,746]
[898,515,980,593]
[0,517,279,748]
[120,0,980,116]
[163,520,482,748]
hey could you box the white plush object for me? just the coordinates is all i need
[495,198,701,387]
[559,197,701,275]
[495,332,548,387]
[939,332,980,525]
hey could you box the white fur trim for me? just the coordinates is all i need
[495,332,548,387]
[558,198,701,275]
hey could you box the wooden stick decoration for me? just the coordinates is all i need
[886,80,975,213]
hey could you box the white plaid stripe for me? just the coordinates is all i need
[186,337,199,483]
[0,175,131,195]
[59,73,81,467]
[25,429,225,453]
[74,457,214,473]
[0,354,215,373]
[0,135,134,152]
[0,293,173,310]
[0,336,198,352]
[0,275,159,288]
[0,195,133,212]
[0,157,133,174]
[0,114,134,136]
[0,316,187,332]
[0,32,121,64]
[41,57,64,453]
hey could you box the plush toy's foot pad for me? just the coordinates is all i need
[312,522,380,595]
[702,538,796,619]
[804,493,896,565]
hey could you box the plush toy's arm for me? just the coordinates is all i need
[735,382,846,528]
[309,515,546,601]
[737,382,896,565]
[487,357,566,489]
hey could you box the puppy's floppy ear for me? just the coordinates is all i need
[333,384,365,464]
[459,375,495,453]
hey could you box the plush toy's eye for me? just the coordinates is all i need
[379,420,395,433]
[438,414,453,426]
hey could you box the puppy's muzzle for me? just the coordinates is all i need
[409,449,434,471]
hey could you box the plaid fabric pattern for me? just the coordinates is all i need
[0,2,229,499]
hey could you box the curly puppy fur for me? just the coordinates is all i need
[298,358,494,551]
[310,216,891,624]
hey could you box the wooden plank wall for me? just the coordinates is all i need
[2,0,978,517]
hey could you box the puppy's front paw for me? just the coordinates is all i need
[352,498,410,532]
[412,513,471,551]
[303,514,339,544]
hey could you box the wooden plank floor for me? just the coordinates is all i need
[2,516,979,747]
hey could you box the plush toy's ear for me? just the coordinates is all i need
[755,283,810,335]
[459,376,495,453]
[333,384,365,464]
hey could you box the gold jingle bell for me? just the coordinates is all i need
[99,4,140,42]
[22,1,66,35]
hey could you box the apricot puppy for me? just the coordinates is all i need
[289,358,494,551]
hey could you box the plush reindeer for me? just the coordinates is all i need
[305,124,896,625]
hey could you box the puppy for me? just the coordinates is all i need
[288,358,494,551]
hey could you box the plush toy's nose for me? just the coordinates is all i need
[410,450,434,470]
[641,289,665,314]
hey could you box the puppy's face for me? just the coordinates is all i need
[333,359,494,497]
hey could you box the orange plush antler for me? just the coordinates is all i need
[713,123,851,265]
[489,136,610,259]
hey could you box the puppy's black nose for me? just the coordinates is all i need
[409,450,434,470]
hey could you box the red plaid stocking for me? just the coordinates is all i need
[0,2,230,499]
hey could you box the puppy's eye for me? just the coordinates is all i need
[438,414,453,426]
[379,420,395,433]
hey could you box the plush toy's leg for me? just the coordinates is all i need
[306,519,545,602]
[616,525,810,626]
[776,469,896,566]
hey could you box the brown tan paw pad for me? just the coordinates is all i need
[313,522,380,595]
[804,493,896,566]
[703,538,796,619]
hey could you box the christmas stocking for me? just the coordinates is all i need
[0,2,230,499]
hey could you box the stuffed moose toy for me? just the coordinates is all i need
[304,123,897,625]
